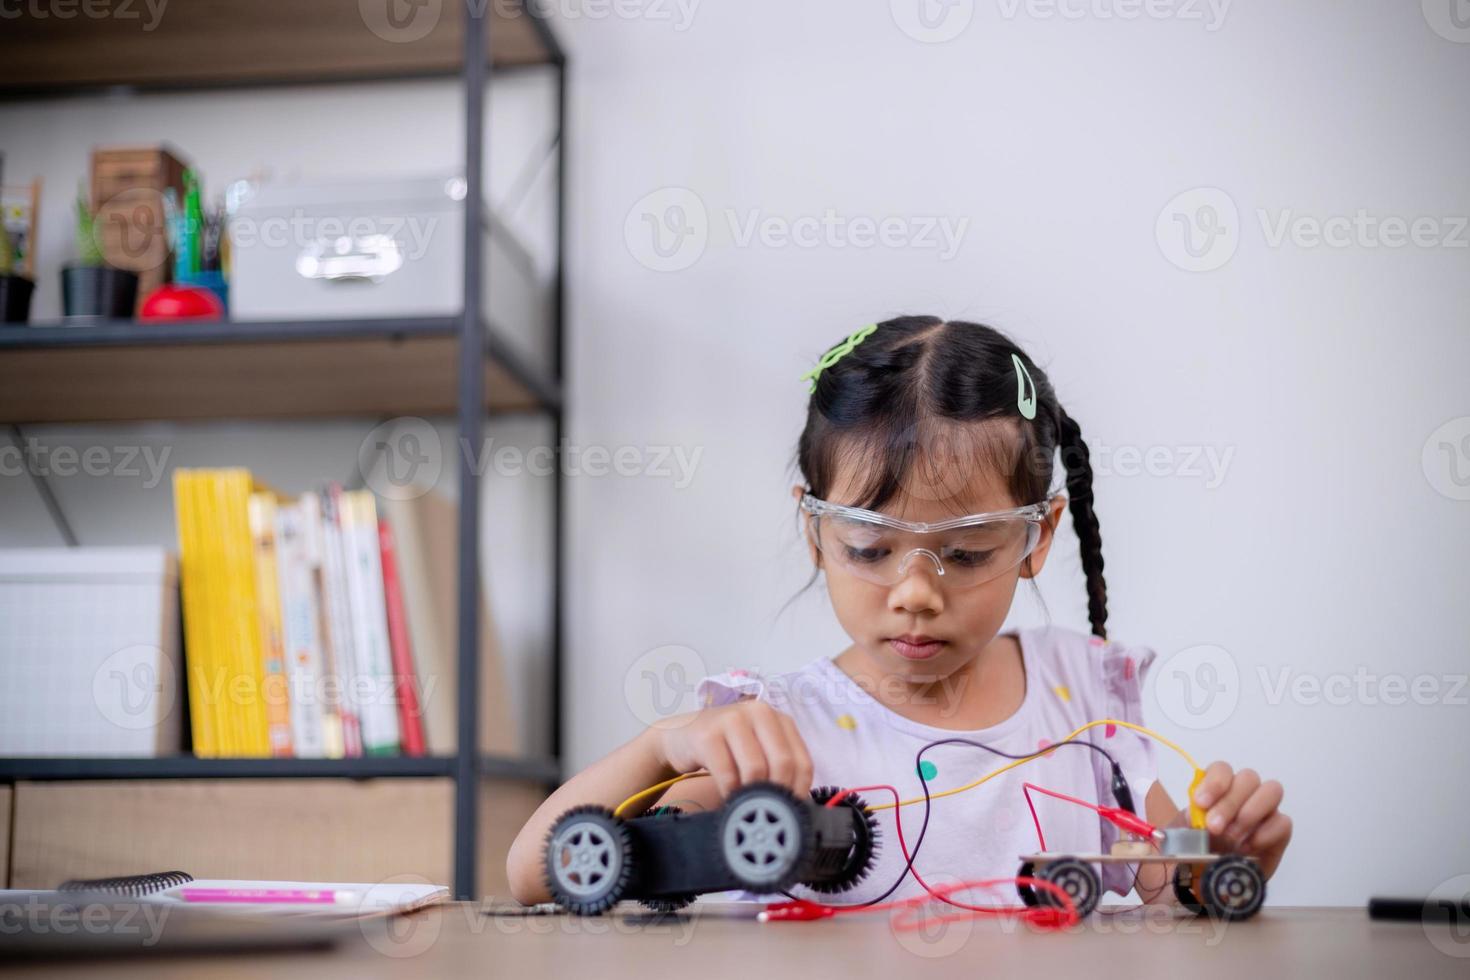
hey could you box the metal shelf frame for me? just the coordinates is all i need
[0,2,567,902]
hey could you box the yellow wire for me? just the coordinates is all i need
[865,718,1201,812]
[614,771,704,818]
[613,718,1203,819]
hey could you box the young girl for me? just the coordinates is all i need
[507,316,1291,911]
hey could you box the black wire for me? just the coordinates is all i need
[788,734,1126,909]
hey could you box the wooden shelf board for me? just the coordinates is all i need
[0,752,560,783]
[0,0,558,96]
[0,317,550,423]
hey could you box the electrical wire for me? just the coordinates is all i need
[782,733,1132,911]
[759,781,1079,929]
[865,719,1200,813]
[611,717,1203,913]
[614,717,1195,819]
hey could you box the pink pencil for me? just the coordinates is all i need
[178,888,358,904]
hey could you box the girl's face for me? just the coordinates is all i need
[794,434,1066,686]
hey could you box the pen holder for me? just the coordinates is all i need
[0,274,34,324]
[61,265,139,320]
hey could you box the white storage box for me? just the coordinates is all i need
[0,548,182,757]
[229,173,553,380]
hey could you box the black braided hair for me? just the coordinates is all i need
[1056,409,1108,639]
[785,315,1109,639]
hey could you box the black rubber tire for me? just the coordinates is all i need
[1199,856,1266,920]
[715,781,815,894]
[636,806,698,913]
[543,804,635,915]
[1016,861,1039,907]
[1036,858,1100,918]
[803,786,881,894]
[1173,863,1206,915]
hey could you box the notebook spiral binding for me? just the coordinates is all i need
[57,871,195,897]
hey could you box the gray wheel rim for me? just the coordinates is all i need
[722,796,801,887]
[1050,865,1095,908]
[1212,865,1257,909]
[549,819,622,899]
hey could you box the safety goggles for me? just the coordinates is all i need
[799,492,1053,589]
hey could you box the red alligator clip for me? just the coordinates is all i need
[757,900,836,922]
[1098,805,1159,840]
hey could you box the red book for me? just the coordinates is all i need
[378,515,427,757]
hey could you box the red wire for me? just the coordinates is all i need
[1024,784,1047,851]
[1022,780,1095,853]
[1022,781,1099,812]
[787,779,1161,926]
[1018,780,1167,915]
[757,784,1080,930]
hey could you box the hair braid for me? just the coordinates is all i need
[1057,408,1108,639]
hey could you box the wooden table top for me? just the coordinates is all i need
[4,903,1466,978]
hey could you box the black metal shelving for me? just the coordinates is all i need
[0,754,562,783]
[0,1,567,900]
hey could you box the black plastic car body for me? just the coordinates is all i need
[543,781,881,914]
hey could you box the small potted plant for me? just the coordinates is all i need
[0,221,34,324]
[62,185,139,320]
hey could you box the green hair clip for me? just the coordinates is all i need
[1011,353,1037,420]
[799,323,878,393]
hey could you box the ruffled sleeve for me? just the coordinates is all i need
[694,667,788,711]
[1090,636,1160,896]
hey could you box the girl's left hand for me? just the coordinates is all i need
[1191,761,1292,880]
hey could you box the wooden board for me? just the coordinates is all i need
[10,778,455,889]
[9,776,544,896]
[0,332,541,422]
[477,779,548,901]
[0,910,1461,980]
[0,0,553,95]
[1020,853,1224,864]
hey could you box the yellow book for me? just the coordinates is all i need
[175,467,275,758]
[199,471,231,756]
[223,469,270,757]
[204,472,235,756]
[173,470,216,757]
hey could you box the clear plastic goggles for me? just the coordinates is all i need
[799,492,1051,589]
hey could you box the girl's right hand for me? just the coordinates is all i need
[648,699,814,801]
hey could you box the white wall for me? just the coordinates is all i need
[553,0,1470,907]
[3,1,1468,904]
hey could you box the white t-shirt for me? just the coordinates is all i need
[691,624,1159,905]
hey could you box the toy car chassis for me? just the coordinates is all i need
[1016,828,1266,920]
[543,781,881,914]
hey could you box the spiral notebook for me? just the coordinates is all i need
[3,870,449,918]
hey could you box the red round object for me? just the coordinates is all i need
[139,284,224,322]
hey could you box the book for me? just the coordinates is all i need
[173,471,215,755]
[172,467,471,761]
[380,489,517,756]
[339,490,399,755]
[218,470,270,756]
[172,468,271,757]
[247,491,294,757]
[378,515,426,756]
[274,499,329,759]
[317,485,363,758]
[299,491,346,758]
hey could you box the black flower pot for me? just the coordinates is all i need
[0,274,34,324]
[62,265,139,320]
